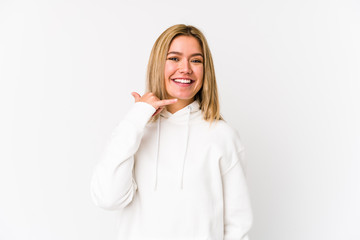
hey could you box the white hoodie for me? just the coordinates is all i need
[90,100,253,240]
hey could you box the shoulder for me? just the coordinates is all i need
[206,119,245,152]
[209,120,241,141]
[206,120,247,175]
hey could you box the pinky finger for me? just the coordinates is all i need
[152,106,164,117]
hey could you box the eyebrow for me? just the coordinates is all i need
[167,51,204,58]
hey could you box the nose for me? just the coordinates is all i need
[178,59,192,74]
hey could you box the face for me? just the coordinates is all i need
[164,35,204,101]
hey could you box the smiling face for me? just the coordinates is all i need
[164,35,204,104]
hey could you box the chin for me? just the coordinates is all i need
[172,94,195,100]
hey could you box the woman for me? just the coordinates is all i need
[91,24,253,239]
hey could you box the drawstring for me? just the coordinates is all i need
[179,106,191,189]
[153,117,161,191]
[153,103,193,191]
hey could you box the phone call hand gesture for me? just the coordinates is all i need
[131,92,177,117]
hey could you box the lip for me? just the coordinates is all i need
[171,78,194,86]
[171,77,194,81]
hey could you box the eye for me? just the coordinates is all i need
[167,57,179,62]
[191,59,203,63]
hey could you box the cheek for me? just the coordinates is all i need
[195,66,204,80]
[164,63,177,78]
[197,68,204,89]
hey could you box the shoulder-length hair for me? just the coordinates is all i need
[146,24,223,123]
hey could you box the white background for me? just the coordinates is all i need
[1,0,359,239]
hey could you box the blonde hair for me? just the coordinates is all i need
[146,24,223,122]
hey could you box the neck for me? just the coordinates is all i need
[166,98,194,114]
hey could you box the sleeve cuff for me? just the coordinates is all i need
[122,102,156,130]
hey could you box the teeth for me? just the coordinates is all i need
[173,79,192,83]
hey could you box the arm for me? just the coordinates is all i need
[90,102,155,210]
[90,92,177,210]
[222,149,253,240]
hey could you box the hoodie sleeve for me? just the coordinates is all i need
[90,102,156,210]
[221,148,253,240]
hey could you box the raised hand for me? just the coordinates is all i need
[131,92,177,117]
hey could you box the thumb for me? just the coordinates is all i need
[131,92,141,102]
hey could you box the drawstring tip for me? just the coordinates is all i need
[154,180,158,191]
[179,179,184,190]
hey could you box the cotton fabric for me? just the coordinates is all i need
[90,100,253,240]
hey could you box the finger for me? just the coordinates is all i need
[155,98,178,107]
[152,106,164,117]
[131,92,141,102]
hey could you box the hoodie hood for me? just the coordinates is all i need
[153,100,201,191]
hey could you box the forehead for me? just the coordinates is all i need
[168,35,203,54]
